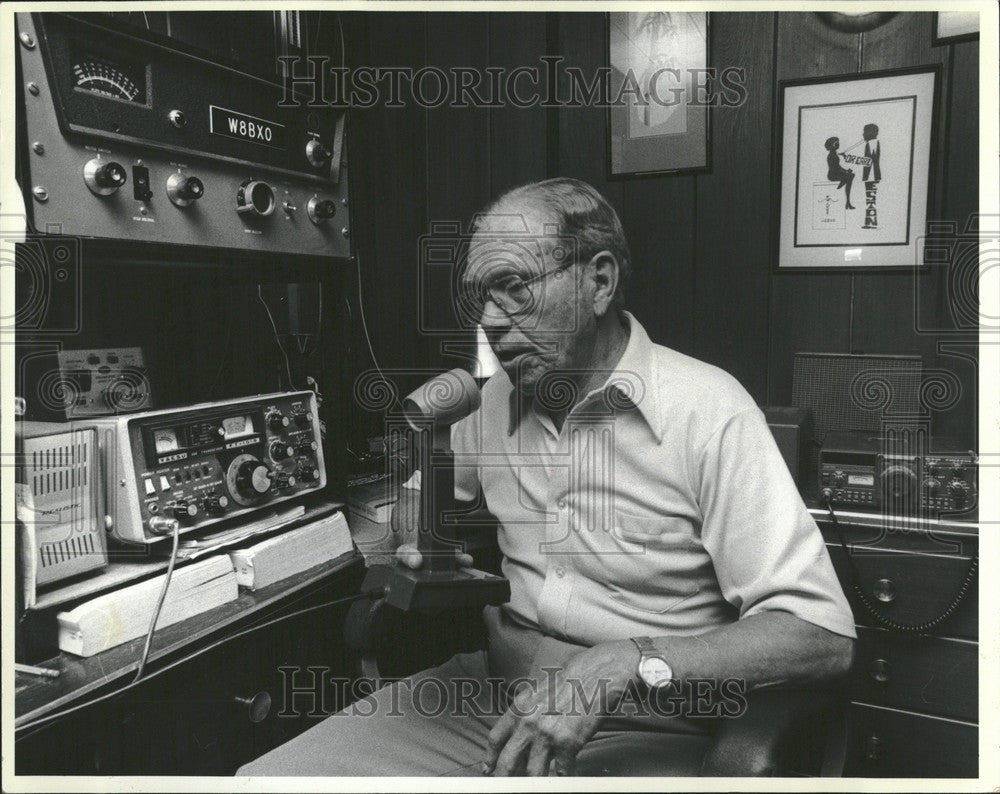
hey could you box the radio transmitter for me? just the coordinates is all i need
[16,12,349,259]
[819,430,976,515]
[92,391,325,544]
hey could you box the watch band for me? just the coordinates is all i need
[631,636,657,657]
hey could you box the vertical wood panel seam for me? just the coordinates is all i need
[764,11,779,404]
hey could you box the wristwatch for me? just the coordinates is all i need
[631,636,674,689]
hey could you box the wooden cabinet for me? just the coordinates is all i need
[815,509,979,778]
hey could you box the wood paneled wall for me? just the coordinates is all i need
[348,11,978,446]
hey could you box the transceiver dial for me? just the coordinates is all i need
[226,453,273,506]
[236,180,275,217]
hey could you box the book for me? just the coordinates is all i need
[228,510,354,590]
[347,474,398,523]
[57,555,238,657]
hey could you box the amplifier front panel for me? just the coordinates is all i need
[17,13,350,258]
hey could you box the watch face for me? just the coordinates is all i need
[638,656,674,687]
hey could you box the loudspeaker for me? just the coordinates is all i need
[791,353,923,441]
[762,406,813,486]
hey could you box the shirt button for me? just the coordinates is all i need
[555,566,566,578]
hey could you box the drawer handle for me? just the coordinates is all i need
[869,658,891,684]
[865,734,883,762]
[872,578,896,603]
[234,691,272,724]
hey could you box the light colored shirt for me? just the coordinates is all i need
[409,312,856,645]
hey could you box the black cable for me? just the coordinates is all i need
[15,588,380,738]
[132,521,181,684]
[823,498,978,634]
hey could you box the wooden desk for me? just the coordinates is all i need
[808,503,979,778]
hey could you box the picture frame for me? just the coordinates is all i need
[773,66,940,271]
[607,11,711,178]
[932,11,980,46]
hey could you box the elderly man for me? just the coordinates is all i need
[239,177,855,777]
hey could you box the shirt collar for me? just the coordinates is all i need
[504,311,663,442]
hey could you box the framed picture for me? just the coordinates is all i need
[933,11,979,45]
[774,66,940,271]
[607,11,710,178]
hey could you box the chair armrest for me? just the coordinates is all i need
[699,688,845,776]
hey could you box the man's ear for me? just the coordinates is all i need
[587,251,619,317]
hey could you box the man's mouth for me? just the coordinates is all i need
[495,348,534,366]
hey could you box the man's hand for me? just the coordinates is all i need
[483,639,637,776]
[394,543,473,570]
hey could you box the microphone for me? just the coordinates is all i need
[359,369,510,614]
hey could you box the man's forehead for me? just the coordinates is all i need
[465,206,567,276]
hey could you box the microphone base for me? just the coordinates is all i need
[362,563,511,614]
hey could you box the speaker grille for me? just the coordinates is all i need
[21,428,107,585]
[791,353,923,442]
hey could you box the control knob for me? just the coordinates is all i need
[307,196,337,224]
[924,477,941,494]
[831,470,847,487]
[881,465,918,509]
[297,438,318,454]
[270,441,295,461]
[236,460,273,499]
[274,472,298,490]
[267,410,290,432]
[167,500,199,522]
[237,180,276,217]
[948,479,970,504]
[305,139,330,168]
[204,494,229,514]
[83,158,127,196]
[297,463,321,483]
[166,173,205,206]
[292,408,312,427]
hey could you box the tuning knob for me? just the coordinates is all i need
[948,480,970,504]
[166,173,205,206]
[307,196,337,224]
[305,139,330,168]
[924,477,941,494]
[203,493,229,514]
[237,180,275,217]
[881,465,917,508]
[84,158,127,196]
[267,410,290,432]
[236,460,272,499]
[292,409,311,427]
[167,500,199,522]
[296,438,318,454]
[274,472,297,490]
[270,441,295,461]
[831,470,847,487]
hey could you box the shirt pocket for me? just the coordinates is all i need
[604,511,704,615]
[610,510,694,549]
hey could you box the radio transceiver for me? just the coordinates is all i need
[92,391,325,543]
[819,430,976,515]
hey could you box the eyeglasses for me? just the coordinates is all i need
[466,259,576,320]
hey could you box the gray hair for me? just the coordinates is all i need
[473,178,632,305]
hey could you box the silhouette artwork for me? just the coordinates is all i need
[862,123,881,182]
[824,136,856,210]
